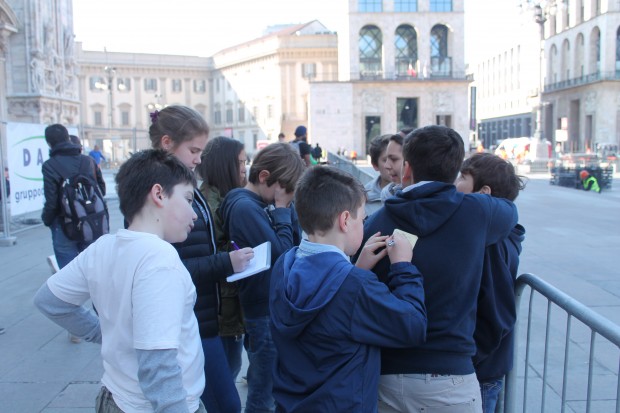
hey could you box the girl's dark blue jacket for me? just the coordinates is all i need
[363,181,518,375]
[220,188,299,319]
[172,189,233,338]
[474,223,526,381]
[270,246,426,412]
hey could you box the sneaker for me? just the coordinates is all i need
[68,331,81,344]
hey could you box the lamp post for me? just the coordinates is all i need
[532,4,548,160]
[104,66,116,139]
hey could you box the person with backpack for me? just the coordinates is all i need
[290,125,312,167]
[42,124,107,270]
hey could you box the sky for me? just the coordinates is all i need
[73,0,525,63]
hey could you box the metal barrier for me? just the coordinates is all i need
[326,152,374,185]
[505,273,620,413]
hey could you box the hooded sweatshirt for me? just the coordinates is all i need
[363,181,518,375]
[220,188,300,318]
[474,223,526,381]
[270,241,427,412]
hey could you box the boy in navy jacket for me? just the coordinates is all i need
[455,153,526,413]
[220,143,305,413]
[270,166,427,413]
[362,126,518,413]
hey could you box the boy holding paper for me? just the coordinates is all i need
[269,165,427,412]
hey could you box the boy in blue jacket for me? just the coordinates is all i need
[220,143,305,413]
[455,153,526,413]
[270,165,427,413]
[362,125,518,413]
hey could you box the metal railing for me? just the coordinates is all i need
[544,71,620,93]
[505,273,620,413]
[309,71,473,82]
[327,152,374,185]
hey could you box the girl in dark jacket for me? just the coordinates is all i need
[197,137,247,381]
[149,106,253,413]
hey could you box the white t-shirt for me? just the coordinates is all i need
[46,229,204,412]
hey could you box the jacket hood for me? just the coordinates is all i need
[49,142,81,157]
[384,182,464,236]
[271,248,353,338]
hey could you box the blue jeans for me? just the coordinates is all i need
[244,316,276,413]
[222,334,244,381]
[480,379,503,413]
[201,336,241,413]
[50,218,87,269]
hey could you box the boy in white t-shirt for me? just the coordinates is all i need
[34,149,205,413]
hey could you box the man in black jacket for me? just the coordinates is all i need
[41,124,106,269]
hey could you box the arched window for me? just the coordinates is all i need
[616,27,620,71]
[561,39,570,80]
[575,33,584,78]
[548,44,558,84]
[430,24,450,77]
[359,25,383,77]
[590,27,600,74]
[395,25,418,77]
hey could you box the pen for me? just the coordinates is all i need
[231,241,240,251]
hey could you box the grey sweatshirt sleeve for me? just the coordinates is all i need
[33,283,102,344]
[136,349,190,413]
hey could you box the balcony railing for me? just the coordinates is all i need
[544,71,620,93]
[430,56,452,78]
[309,70,472,83]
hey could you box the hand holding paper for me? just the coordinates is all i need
[227,241,271,282]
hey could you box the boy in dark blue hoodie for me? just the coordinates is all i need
[270,166,427,413]
[220,143,305,413]
[362,125,518,413]
[455,153,526,413]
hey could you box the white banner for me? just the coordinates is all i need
[7,123,77,217]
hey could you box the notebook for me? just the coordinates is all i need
[226,241,272,282]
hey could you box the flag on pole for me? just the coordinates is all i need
[407,61,416,77]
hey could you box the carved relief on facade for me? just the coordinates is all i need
[433,91,454,113]
[27,0,77,98]
[8,98,41,119]
[361,90,384,113]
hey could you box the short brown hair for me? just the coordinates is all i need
[294,166,366,235]
[248,143,304,193]
[460,153,525,201]
[368,134,391,166]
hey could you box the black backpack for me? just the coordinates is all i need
[51,156,109,243]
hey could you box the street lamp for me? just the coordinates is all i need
[147,94,165,112]
[104,66,116,135]
[522,0,560,162]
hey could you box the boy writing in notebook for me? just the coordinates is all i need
[269,166,427,412]
[34,150,206,413]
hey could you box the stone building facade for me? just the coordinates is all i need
[209,21,338,149]
[542,0,620,153]
[309,0,471,156]
[76,46,211,163]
